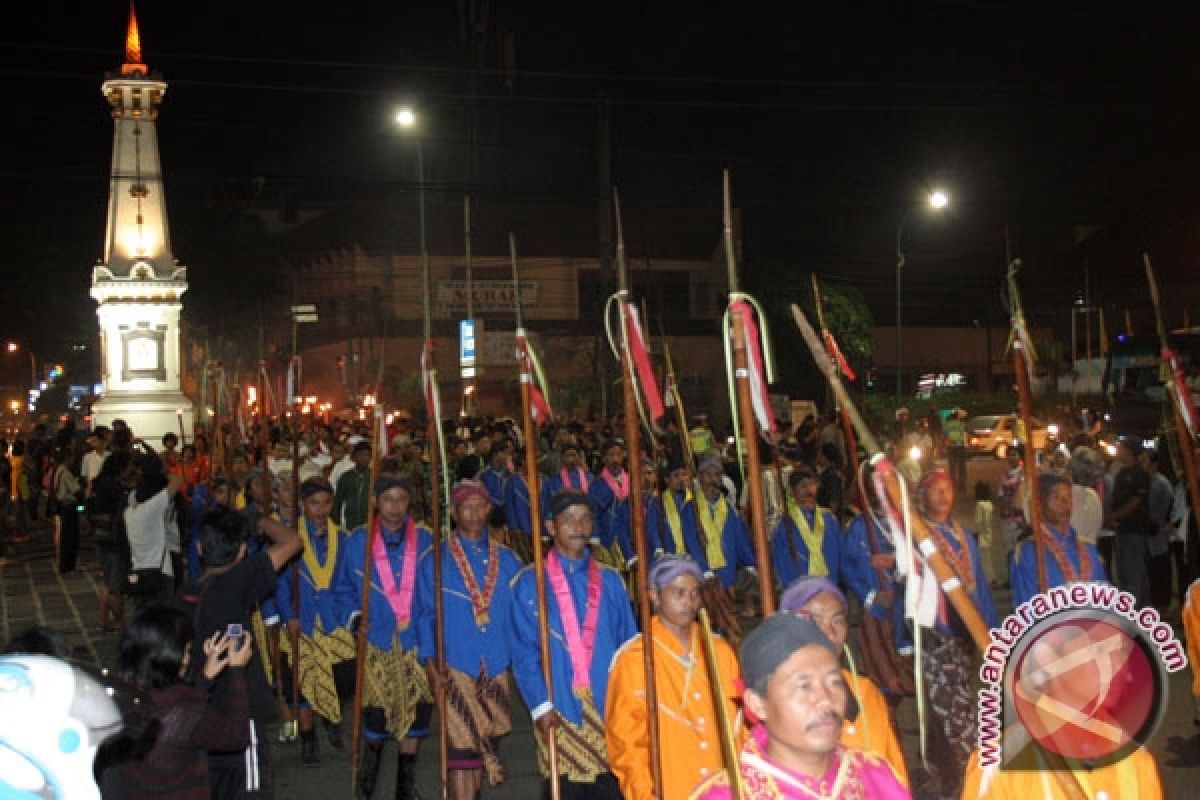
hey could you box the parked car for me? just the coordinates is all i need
[966,414,1048,458]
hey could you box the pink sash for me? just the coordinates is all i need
[371,517,418,630]
[601,468,628,501]
[560,467,590,492]
[546,550,602,696]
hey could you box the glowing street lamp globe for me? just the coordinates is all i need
[395,108,416,128]
[929,189,950,210]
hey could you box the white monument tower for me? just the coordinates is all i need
[90,6,193,439]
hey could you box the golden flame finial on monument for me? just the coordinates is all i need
[120,1,147,75]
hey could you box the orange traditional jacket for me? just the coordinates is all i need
[960,746,1163,799]
[1184,579,1200,697]
[841,668,908,787]
[605,617,743,800]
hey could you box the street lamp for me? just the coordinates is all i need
[395,106,430,340]
[895,189,950,405]
[5,342,38,398]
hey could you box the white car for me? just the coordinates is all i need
[966,414,1048,458]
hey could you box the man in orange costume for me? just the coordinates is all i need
[606,554,742,799]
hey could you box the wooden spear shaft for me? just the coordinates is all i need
[790,305,992,652]
[731,317,775,615]
[511,232,561,800]
[722,171,775,615]
[289,400,301,713]
[349,406,385,789]
[518,343,562,800]
[611,191,664,797]
[812,274,861,504]
[619,310,665,796]
[698,608,744,800]
[1145,253,1200,571]
[1012,340,1049,593]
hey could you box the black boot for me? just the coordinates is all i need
[300,729,320,766]
[323,716,345,749]
[357,740,384,798]
[395,753,419,800]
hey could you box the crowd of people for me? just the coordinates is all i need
[0,401,1190,799]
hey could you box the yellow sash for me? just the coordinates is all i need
[663,490,691,554]
[790,505,828,577]
[297,517,339,590]
[697,495,729,571]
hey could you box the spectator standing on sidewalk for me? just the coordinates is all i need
[1108,439,1151,608]
[50,446,82,575]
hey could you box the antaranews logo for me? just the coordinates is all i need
[977,583,1187,769]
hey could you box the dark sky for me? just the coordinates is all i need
[5,1,1200,373]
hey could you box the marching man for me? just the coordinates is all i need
[510,489,638,800]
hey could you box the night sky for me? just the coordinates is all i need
[5,2,1200,379]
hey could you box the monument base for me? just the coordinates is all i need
[92,392,195,442]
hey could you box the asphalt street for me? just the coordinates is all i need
[1,456,1195,799]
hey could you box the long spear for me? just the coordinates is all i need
[790,305,992,652]
[1145,253,1200,558]
[811,275,861,506]
[698,608,744,800]
[1006,259,1049,593]
[288,357,301,720]
[720,171,776,615]
[510,233,561,800]
[419,203,452,800]
[609,192,664,798]
[349,342,388,789]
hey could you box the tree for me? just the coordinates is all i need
[745,266,874,406]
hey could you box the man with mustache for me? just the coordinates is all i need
[1010,473,1107,607]
[771,468,843,589]
[588,440,638,569]
[510,489,638,800]
[691,612,910,799]
[779,577,908,786]
[417,479,523,800]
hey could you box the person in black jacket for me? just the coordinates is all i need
[92,450,135,632]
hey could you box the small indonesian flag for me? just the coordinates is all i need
[621,302,665,425]
[729,299,777,437]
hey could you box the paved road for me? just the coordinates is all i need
[2,456,1197,798]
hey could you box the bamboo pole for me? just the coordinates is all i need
[511,234,561,800]
[349,407,385,789]
[698,608,744,800]
[1007,260,1049,593]
[612,193,664,798]
[722,171,774,615]
[790,305,992,652]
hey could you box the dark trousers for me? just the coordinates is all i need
[1115,533,1150,608]
[543,773,622,800]
[1148,547,1172,608]
[947,445,968,491]
[1097,536,1115,583]
[1169,540,1189,606]
[58,509,80,573]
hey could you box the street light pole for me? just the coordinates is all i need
[895,221,906,408]
[893,189,949,408]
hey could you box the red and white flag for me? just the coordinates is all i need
[729,299,777,437]
[621,302,665,425]
[823,331,857,382]
[516,328,553,423]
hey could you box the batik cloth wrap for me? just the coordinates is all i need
[536,694,610,784]
[363,637,431,740]
[279,619,357,723]
[444,661,512,785]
